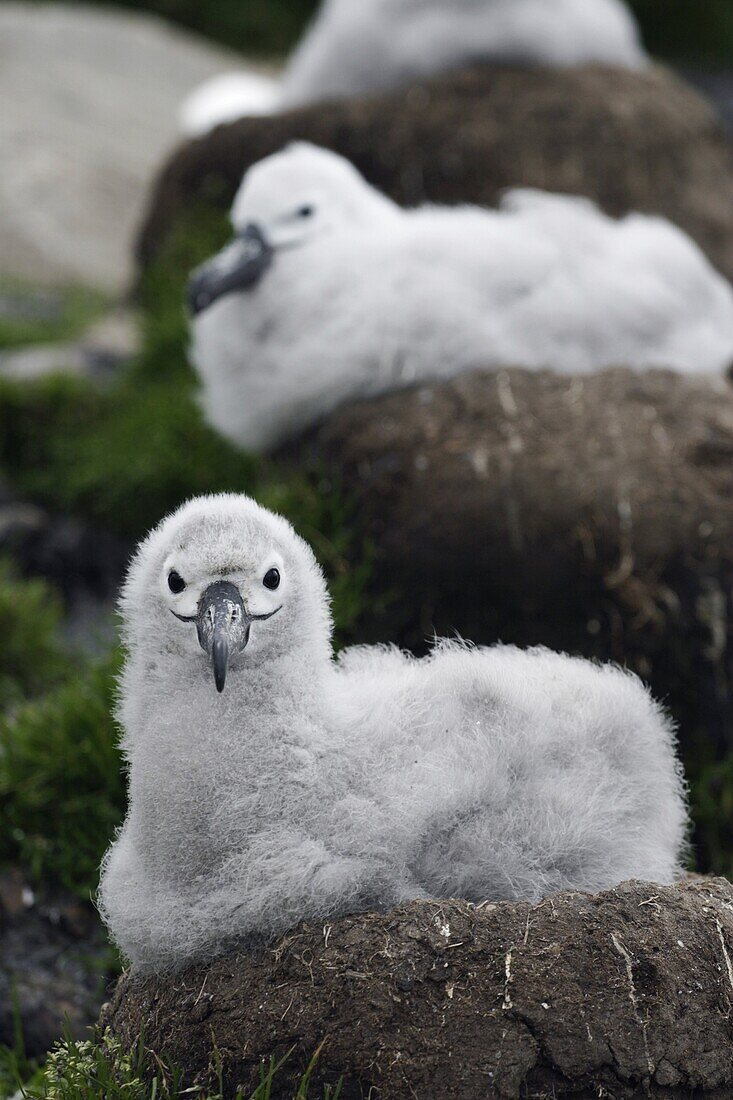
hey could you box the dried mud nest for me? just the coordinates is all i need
[294,367,733,783]
[103,878,733,1098]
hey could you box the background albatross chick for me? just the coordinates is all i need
[278,0,646,108]
[189,143,733,454]
[182,0,646,135]
[98,494,688,973]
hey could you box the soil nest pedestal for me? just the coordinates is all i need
[102,878,733,1098]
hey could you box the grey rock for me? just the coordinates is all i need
[0,285,65,326]
[0,308,141,383]
[0,343,89,381]
[0,487,130,653]
[0,2,243,291]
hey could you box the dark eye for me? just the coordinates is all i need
[296,204,314,218]
[168,570,186,594]
[263,568,280,590]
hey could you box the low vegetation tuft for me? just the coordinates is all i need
[1,1029,343,1100]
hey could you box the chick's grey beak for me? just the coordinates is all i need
[187,223,273,316]
[196,581,250,694]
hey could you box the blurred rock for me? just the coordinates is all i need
[0,344,89,382]
[0,308,141,384]
[102,878,733,1099]
[138,62,733,283]
[0,286,66,328]
[81,309,142,374]
[0,2,248,291]
[0,869,111,1058]
[295,367,733,763]
[0,487,130,653]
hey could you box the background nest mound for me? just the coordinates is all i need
[103,879,733,1099]
[293,366,733,837]
[138,62,733,281]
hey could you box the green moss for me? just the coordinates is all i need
[0,654,125,895]
[0,373,256,537]
[0,561,72,711]
[0,558,118,889]
[134,205,231,384]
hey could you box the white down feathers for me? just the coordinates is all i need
[98,495,688,972]
[181,0,645,135]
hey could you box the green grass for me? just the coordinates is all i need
[0,992,40,1099]
[0,370,374,641]
[0,282,107,351]
[0,561,73,711]
[0,653,125,895]
[0,372,256,539]
[1,1030,343,1100]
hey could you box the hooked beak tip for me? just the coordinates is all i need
[212,636,229,694]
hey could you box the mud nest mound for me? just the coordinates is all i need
[138,62,733,282]
[102,878,733,1099]
[292,367,733,780]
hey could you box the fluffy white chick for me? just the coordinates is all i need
[189,143,733,453]
[181,0,645,134]
[279,0,646,108]
[98,493,688,973]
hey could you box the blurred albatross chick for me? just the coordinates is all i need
[189,143,733,453]
[181,0,645,134]
[98,494,687,972]
[279,0,646,108]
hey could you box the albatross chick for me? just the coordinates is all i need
[98,494,688,972]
